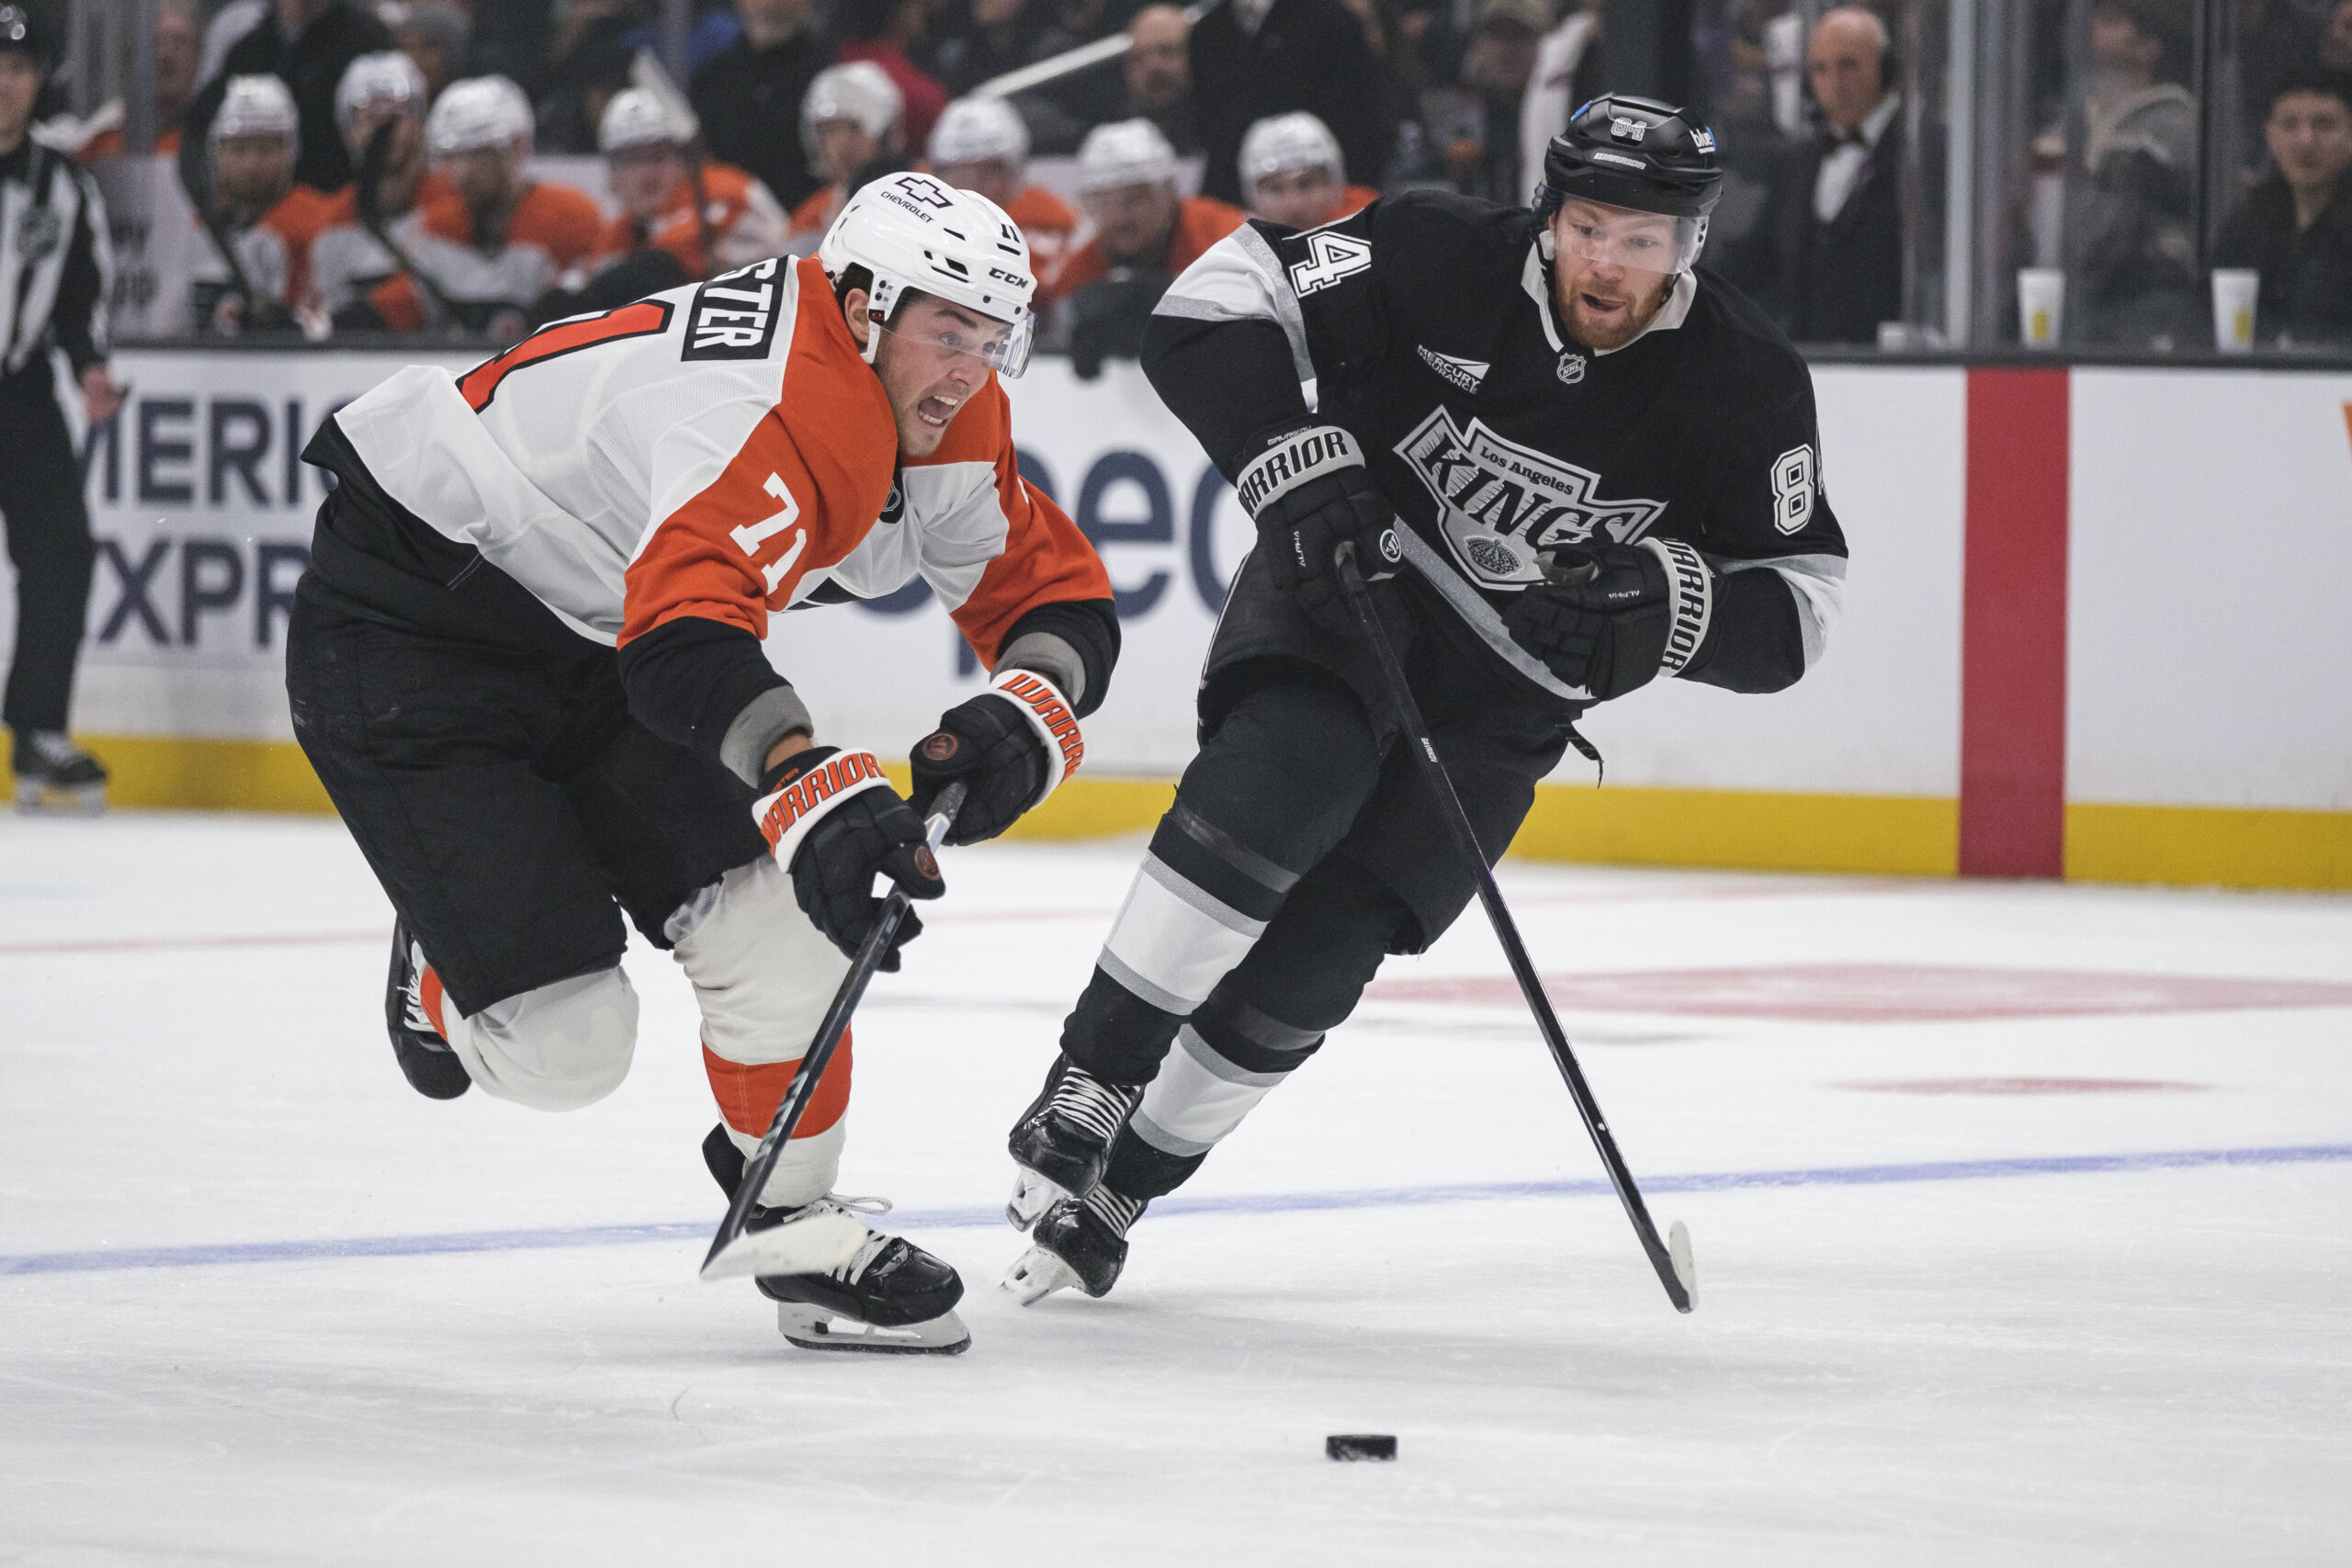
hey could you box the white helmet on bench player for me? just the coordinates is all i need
[819,171,1037,378]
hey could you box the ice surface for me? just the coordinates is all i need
[3,814,2348,1564]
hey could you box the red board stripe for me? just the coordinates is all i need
[1961,368,2071,877]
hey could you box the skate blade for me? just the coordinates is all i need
[1668,1219,1697,1311]
[698,1211,868,1283]
[1001,1244,1083,1306]
[14,780,105,815]
[1005,1168,1071,1231]
[776,1302,970,1354]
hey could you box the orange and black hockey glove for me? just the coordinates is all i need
[752,746,944,967]
[909,669,1085,846]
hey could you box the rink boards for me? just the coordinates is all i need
[3,344,2346,889]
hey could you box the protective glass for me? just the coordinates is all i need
[876,305,1035,379]
[1550,205,1706,274]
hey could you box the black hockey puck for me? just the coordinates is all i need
[1325,1434,1396,1461]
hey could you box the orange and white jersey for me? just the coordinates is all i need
[189,185,335,323]
[311,176,602,330]
[592,161,791,281]
[786,184,845,252]
[330,254,1109,668]
[1003,185,1079,276]
[310,170,458,318]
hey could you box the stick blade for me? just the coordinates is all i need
[698,1210,867,1283]
[1668,1219,1697,1312]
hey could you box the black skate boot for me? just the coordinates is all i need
[12,730,107,814]
[702,1125,970,1354]
[385,921,470,1100]
[1003,1184,1145,1304]
[1005,1053,1144,1229]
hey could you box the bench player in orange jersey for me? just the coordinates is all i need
[309,51,448,325]
[786,62,904,250]
[926,97,1079,277]
[285,175,1116,1353]
[1238,112,1379,232]
[187,74,335,333]
[589,87,790,285]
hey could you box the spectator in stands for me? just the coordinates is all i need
[388,1,469,105]
[534,0,650,153]
[2324,1,2352,72]
[587,86,790,281]
[191,73,333,333]
[184,0,393,193]
[1190,0,1396,204]
[1723,6,1907,344]
[1238,111,1375,229]
[1447,0,1546,204]
[2215,68,2352,348]
[2076,0,2200,345]
[1519,0,1601,203]
[78,0,201,161]
[1022,0,1132,131]
[691,0,834,216]
[311,50,441,322]
[931,0,1053,97]
[1122,4,1200,156]
[837,0,948,154]
[929,96,1080,271]
[786,61,905,247]
[334,74,600,337]
[1046,118,1245,377]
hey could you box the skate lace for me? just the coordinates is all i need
[26,733,86,767]
[1047,1069,1140,1146]
[809,1193,895,1283]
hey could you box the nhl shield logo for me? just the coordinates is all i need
[1555,351,1587,386]
[16,208,62,264]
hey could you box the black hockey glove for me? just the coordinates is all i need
[754,746,945,968]
[1234,422,1401,636]
[1503,538,1719,701]
[909,669,1084,845]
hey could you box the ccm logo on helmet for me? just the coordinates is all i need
[683,257,784,361]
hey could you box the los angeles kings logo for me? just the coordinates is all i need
[1395,407,1666,585]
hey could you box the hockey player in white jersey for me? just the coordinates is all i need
[287,175,1116,1351]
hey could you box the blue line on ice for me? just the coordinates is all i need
[6,1142,2347,1278]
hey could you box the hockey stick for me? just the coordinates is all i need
[1333,545,1696,1313]
[355,120,455,331]
[700,781,967,1283]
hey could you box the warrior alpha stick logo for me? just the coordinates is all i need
[1396,407,1667,586]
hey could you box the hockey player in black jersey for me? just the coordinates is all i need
[1001,95,1849,1303]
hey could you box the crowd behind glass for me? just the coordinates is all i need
[40,0,2352,354]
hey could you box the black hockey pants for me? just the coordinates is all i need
[0,365,97,736]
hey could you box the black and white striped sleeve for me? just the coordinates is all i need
[51,164,114,371]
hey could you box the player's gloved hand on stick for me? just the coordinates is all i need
[1234,420,1401,635]
[1503,538,1719,701]
[754,745,944,968]
[909,668,1086,845]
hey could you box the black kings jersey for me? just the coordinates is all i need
[1141,190,1848,698]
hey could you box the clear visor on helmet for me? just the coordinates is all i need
[875,300,1035,379]
[1549,201,1706,274]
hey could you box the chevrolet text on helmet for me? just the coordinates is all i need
[211,73,300,149]
[929,96,1029,170]
[599,86,686,154]
[428,74,534,158]
[1077,118,1177,193]
[820,172,1038,378]
[335,51,428,140]
[801,62,902,154]
[1534,94,1724,274]
[1239,112,1341,187]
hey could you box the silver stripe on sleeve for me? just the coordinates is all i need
[1156,225,1317,388]
[995,630,1087,707]
[1719,552,1847,668]
[718,683,815,786]
[1392,527,1594,703]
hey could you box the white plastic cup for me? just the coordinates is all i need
[2211,268,2258,354]
[2018,268,2064,348]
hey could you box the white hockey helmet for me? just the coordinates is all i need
[1076,118,1178,194]
[1239,112,1342,188]
[819,171,1037,377]
[428,74,533,157]
[335,51,427,140]
[210,73,299,148]
[928,96,1028,170]
[599,86,684,154]
[800,62,901,157]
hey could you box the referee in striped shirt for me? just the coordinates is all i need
[1,6,124,811]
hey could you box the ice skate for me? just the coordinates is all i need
[702,1126,969,1352]
[11,730,106,814]
[1005,1053,1143,1228]
[1003,1185,1144,1304]
[383,922,470,1100]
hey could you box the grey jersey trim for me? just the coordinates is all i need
[1718,552,1846,669]
[1137,852,1271,941]
[1392,527,1595,703]
[995,630,1086,707]
[718,683,815,787]
[1173,1023,1294,1088]
[1156,225,1317,388]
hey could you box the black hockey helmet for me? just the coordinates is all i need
[0,4,49,73]
[1534,95,1723,221]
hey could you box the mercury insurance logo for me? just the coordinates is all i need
[1396,407,1666,585]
